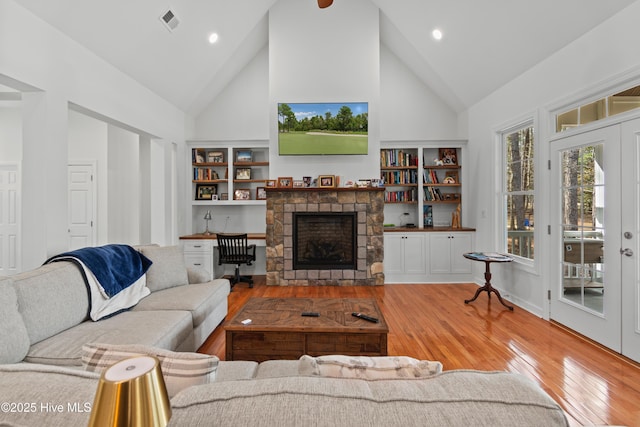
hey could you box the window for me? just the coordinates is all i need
[556,83,640,132]
[502,124,535,260]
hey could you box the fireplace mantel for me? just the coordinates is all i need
[265,187,384,286]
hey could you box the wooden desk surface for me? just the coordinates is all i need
[180,233,266,240]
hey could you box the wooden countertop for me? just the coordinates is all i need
[180,233,266,240]
[383,226,475,232]
[180,227,475,240]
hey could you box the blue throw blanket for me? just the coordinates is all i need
[45,244,153,298]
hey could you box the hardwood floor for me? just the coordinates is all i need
[199,278,640,427]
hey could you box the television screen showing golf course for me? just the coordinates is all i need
[278,102,368,155]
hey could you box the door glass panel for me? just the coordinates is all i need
[560,144,605,313]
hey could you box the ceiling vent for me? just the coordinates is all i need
[159,9,179,32]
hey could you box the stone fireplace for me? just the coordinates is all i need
[265,187,384,286]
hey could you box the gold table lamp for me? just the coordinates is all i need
[88,355,171,427]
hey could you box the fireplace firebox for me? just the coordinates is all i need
[293,212,356,270]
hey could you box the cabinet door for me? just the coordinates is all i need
[429,234,453,274]
[449,232,473,274]
[383,234,405,275]
[403,234,426,275]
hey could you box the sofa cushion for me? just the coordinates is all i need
[170,371,569,426]
[298,355,442,379]
[0,363,99,427]
[82,343,218,397]
[139,245,189,292]
[11,262,89,344]
[132,279,229,328]
[0,278,31,363]
[24,310,192,366]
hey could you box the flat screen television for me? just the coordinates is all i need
[278,102,368,155]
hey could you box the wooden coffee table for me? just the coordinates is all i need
[225,297,388,362]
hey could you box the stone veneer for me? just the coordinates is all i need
[265,187,385,286]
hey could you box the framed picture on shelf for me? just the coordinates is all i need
[236,150,253,162]
[444,171,459,184]
[236,167,251,180]
[207,151,224,163]
[193,148,206,164]
[195,184,217,200]
[293,180,305,188]
[438,148,458,165]
[234,189,251,200]
[265,179,277,187]
[318,175,335,188]
[256,187,267,200]
[220,193,229,200]
[277,176,293,188]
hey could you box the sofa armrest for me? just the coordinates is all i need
[187,266,211,284]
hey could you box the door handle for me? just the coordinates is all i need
[620,248,634,257]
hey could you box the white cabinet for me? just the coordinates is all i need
[181,239,214,280]
[429,232,474,276]
[384,233,427,283]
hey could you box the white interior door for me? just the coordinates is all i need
[68,163,95,250]
[621,118,640,362]
[550,125,622,352]
[0,164,20,275]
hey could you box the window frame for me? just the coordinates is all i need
[497,118,537,270]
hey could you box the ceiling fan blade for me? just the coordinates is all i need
[318,0,333,8]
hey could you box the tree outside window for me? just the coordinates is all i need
[503,125,535,260]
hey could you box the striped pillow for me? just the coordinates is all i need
[82,343,218,397]
[299,355,442,380]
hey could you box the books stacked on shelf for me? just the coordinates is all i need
[423,169,439,184]
[384,189,417,203]
[380,149,418,167]
[381,169,418,185]
[424,187,444,201]
[193,167,220,181]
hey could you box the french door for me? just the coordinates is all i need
[550,120,640,363]
[621,118,640,361]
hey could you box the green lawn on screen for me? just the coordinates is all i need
[279,131,367,155]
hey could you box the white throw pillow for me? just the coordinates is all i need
[82,343,219,397]
[299,355,442,379]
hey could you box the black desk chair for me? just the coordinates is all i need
[216,233,256,289]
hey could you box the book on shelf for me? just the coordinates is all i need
[380,149,418,167]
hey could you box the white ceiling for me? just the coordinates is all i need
[13,0,638,115]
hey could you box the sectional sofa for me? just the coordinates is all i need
[0,245,569,426]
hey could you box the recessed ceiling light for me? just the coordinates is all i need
[432,29,443,41]
[208,33,219,44]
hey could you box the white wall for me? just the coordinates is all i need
[466,0,640,315]
[380,45,458,140]
[0,0,186,267]
[107,125,140,245]
[268,0,379,181]
[194,46,269,140]
[0,104,22,161]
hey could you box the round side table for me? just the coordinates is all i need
[463,252,514,311]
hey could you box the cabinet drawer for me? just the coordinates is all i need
[184,253,211,267]
[182,240,213,252]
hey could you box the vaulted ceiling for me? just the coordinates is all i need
[13,0,638,115]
